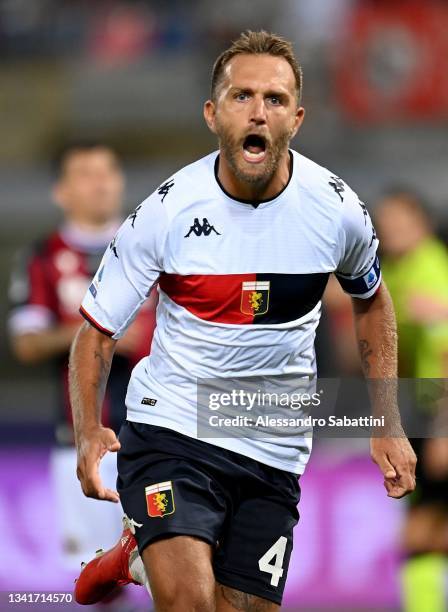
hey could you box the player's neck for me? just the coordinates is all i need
[218,151,291,202]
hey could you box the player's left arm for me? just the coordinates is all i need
[334,184,416,498]
[352,283,416,498]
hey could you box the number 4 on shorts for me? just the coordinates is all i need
[258,536,287,587]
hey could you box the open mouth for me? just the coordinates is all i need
[242,134,267,164]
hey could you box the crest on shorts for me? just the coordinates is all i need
[145,481,175,518]
[241,281,270,316]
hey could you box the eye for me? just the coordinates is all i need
[268,95,282,105]
[235,92,249,101]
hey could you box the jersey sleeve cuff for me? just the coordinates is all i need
[336,256,381,299]
[79,306,115,337]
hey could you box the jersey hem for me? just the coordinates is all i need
[125,414,307,475]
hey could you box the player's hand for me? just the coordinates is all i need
[76,426,121,503]
[370,436,417,498]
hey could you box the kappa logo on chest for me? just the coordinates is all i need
[184,217,221,238]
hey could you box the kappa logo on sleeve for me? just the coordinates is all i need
[145,481,175,518]
[357,200,369,225]
[157,179,175,203]
[109,236,119,258]
[328,175,345,202]
[128,204,142,228]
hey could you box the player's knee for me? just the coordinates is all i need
[151,576,215,611]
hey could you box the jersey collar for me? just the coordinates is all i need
[214,150,294,209]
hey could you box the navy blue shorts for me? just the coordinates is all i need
[117,421,301,605]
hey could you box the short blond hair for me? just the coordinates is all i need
[211,30,303,103]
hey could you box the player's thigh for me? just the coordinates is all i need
[216,584,279,611]
[142,534,215,611]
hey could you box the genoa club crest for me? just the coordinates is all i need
[145,481,175,518]
[240,281,270,316]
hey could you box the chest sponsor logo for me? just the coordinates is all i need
[184,217,221,237]
[145,481,175,518]
[240,281,270,316]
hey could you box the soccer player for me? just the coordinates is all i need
[8,142,157,568]
[70,32,416,610]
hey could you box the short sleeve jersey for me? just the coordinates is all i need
[81,150,380,474]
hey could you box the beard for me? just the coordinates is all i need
[215,120,293,188]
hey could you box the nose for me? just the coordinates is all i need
[250,95,267,125]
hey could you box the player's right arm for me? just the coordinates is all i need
[69,191,169,501]
[70,321,121,502]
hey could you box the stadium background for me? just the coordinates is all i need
[1,0,447,609]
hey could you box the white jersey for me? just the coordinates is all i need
[81,149,381,474]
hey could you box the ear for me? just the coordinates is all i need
[203,99,217,134]
[290,106,305,140]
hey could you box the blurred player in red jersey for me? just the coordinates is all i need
[8,142,157,569]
